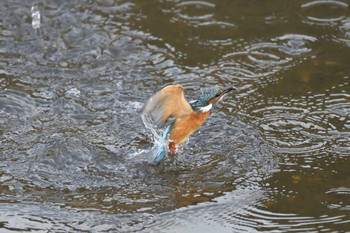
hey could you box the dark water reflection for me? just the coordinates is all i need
[1,0,350,232]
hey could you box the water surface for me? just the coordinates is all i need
[0,0,350,232]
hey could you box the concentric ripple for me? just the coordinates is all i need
[216,33,317,81]
[301,0,349,25]
[157,0,237,47]
[251,80,349,155]
[142,183,349,232]
[175,1,216,22]
[326,187,350,211]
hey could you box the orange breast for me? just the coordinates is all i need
[168,111,210,144]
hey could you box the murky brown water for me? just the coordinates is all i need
[0,0,349,232]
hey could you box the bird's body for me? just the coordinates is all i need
[142,84,233,163]
[168,110,210,150]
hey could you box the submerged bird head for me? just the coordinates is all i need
[190,86,234,112]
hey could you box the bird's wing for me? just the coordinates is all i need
[141,84,193,128]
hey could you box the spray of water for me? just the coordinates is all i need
[31,4,41,29]
[129,114,168,163]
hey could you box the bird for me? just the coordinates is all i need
[141,84,234,164]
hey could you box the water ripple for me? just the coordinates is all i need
[0,89,37,118]
[174,1,215,22]
[144,184,349,232]
[249,76,350,159]
[1,0,350,232]
[326,187,350,211]
[301,0,349,26]
[217,33,317,82]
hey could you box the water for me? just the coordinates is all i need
[31,4,41,30]
[0,0,349,232]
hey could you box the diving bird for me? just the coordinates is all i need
[142,84,234,164]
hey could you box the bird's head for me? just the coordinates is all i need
[190,86,234,112]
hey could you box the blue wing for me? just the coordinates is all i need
[154,123,173,164]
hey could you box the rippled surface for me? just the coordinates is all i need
[0,0,349,232]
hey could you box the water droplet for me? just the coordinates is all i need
[66,87,81,97]
[31,5,41,29]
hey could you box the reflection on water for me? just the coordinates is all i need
[1,0,350,232]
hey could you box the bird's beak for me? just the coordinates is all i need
[220,87,234,96]
[211,87,234,105]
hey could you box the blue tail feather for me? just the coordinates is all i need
[154,144,166,164]
[154,124,173,164]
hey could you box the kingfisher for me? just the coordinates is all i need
[142,84,234,164]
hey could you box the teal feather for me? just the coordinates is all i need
[154,123,173,164]
[190,86,220,111]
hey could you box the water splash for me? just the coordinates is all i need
[31,4,41,29]
[136,114,169,163]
